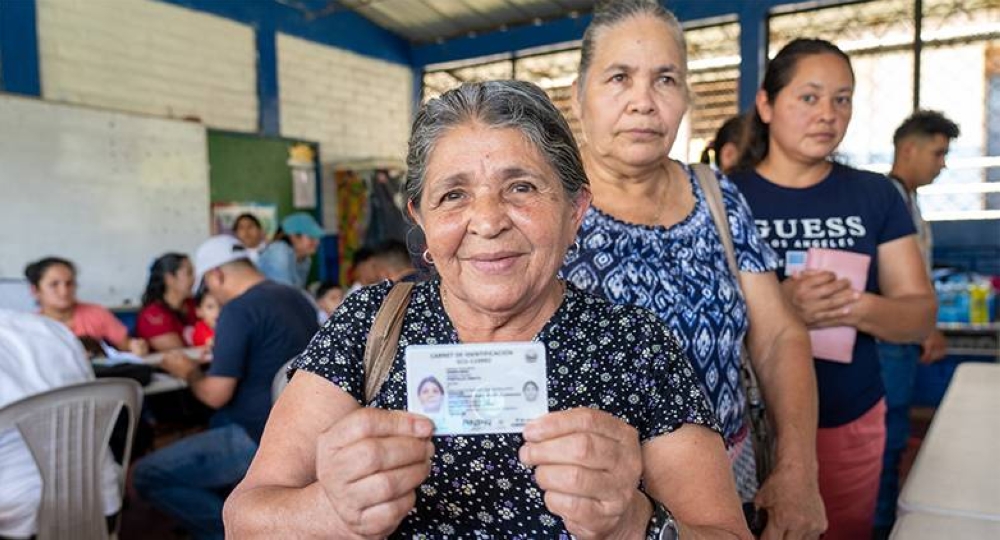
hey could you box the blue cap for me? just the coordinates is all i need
[281,213,324,239]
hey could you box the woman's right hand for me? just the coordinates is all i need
[315,408,435,539]
[781,270,859,328]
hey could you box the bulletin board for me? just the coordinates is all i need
[0,94,211,306]
[206,130,320,220]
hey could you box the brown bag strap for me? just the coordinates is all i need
[691,163,740,279]
[691,162,769,424]
[363,281,414,403]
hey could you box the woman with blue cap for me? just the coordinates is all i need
[257,212,324,289]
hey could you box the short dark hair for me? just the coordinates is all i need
[24,257,76,287]
[893,110,960,147]
[315,281,341,298]
[372,240,412,269]
[232,213,262,230]
[353,246,377,266]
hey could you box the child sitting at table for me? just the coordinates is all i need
[191,290,220,348]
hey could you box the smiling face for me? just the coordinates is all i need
[573,14,689,172]
[409,123,589,316]
[757,52,854,165]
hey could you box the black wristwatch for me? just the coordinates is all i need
[645,494,680,540]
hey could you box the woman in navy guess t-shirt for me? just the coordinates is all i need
[730,38,936,540]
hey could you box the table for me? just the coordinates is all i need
[897,362,1000,520]
[890,512,1000,539]
[96,347,204,395]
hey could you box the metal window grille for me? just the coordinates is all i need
[769,0,1000,221]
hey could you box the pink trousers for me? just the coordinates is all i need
[816,399,887,540]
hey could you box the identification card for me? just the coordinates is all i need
[405,342,548,436]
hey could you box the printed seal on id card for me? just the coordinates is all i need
[405,342,548,436]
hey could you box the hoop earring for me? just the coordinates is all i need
[422,249,434,265]
[566,240,580,257]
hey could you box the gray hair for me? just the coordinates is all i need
[405,80,588,210]
[577,0,688,92]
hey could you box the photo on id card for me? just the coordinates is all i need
[405,341,549,436]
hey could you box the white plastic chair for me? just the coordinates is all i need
[0,378,143,540]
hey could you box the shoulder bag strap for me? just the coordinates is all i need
[691,163,739,279]
[691,163,774,482]
[363,281,415,403]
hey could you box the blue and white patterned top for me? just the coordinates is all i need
[291,279,718,538]
[563,164,779,443]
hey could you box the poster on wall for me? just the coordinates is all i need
[211,202,278,238]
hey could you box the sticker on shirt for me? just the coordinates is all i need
[405,342,548,436]
[785,250,808,275]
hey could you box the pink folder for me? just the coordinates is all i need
[804,248,871,363]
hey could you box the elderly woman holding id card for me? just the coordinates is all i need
[224,81,750,539]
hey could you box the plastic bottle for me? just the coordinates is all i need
[968,283,990,325]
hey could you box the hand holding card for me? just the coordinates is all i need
[406,342,549,435]
[804,248,871,363]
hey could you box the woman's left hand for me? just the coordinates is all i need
[519,408,650,539]
[754,463,827,540]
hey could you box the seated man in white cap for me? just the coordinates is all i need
[132,236,318,540]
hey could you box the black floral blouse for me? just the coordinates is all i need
[291,279,719,538]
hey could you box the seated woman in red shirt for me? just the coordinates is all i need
[137,253,197,351]
[25,257,148,355]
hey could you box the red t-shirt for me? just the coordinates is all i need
[191,320,215,347]
[136,299,197,345]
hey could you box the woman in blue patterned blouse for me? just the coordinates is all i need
[561,1,826,538]
[224,80,750,539]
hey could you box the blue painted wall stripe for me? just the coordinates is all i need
[0,0,41,96]
[256,19,280,136]
[156,0,410,66]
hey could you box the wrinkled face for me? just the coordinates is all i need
[758,53,854,164]
[234,218,265,248]
[290,234,320,258]
[165,258,195,297]
[33,264,77,311]
[418,381,443,413]
[574,15,689,172]
[410,123,589,315]
[196,293,221,328]
[907,134,951,188]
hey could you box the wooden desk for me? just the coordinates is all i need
[891,512,1000,539]
[898,362,1000,520]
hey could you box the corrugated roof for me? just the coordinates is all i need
[338,0,593,43]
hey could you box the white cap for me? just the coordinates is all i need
[193,235,251,293]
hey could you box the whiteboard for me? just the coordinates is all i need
[0,94,211,307]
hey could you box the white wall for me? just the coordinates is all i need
[277,33,413,163]
[36,0,258,132]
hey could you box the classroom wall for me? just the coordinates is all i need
[35,0,257,132]
[277,33,412,163]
